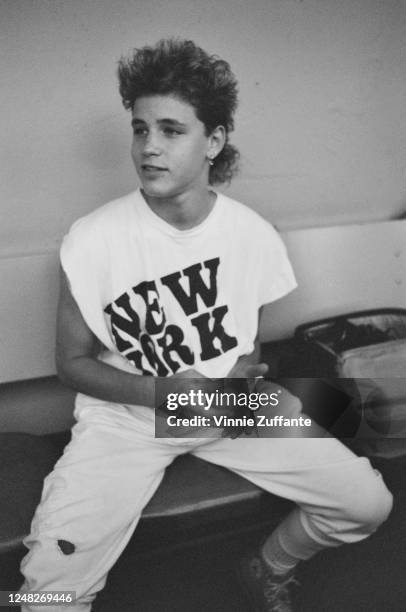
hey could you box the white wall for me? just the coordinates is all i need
[2,0,406,260]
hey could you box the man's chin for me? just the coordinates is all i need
[141,184,182,202]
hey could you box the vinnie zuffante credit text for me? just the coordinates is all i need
[158,387,312,430]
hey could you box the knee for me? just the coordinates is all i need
[343,469,393,536]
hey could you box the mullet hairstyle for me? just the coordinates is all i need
[117,38,240,185]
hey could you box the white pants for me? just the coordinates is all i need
[19,395,393,611]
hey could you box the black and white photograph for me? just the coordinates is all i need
[1,1,406,611]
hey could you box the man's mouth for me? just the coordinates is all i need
[141,164,168,172]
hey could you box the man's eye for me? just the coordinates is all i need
[133,127,148,136]
[163,127,181,136]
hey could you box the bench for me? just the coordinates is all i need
[2,327,405,560]
[0,341,285,561]
[0,431,294,558]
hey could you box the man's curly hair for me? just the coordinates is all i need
[117,38,239,185]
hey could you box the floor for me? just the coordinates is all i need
[92,512,406,612]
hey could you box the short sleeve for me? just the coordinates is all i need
[256,221,297,307]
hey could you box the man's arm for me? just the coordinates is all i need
[55,269,204,407]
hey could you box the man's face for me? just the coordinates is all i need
[131,94,212,200]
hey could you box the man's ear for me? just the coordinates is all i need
[207,125,226,159]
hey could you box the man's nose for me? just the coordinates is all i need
[143,131,161,155]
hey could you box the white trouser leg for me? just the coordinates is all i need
[193,433,393,546]
[19,399,189,612]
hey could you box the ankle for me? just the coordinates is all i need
[260,545,298,577]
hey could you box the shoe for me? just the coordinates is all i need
[239,552,298,612]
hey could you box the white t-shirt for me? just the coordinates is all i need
[61,189,297,386]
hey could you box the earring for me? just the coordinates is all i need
[207,156,214,166]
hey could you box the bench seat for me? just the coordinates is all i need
[0,430,293,556]
[1,336,403,559]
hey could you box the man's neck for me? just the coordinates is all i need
[142,188,216,230]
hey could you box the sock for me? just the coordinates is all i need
[261,507,335,575]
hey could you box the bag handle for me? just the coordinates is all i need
[295,308,406,342]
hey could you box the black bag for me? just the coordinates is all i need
[295,308,406,436]
[270,309,406,443]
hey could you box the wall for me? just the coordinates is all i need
[2,0,406,258]
[1,0,406,383]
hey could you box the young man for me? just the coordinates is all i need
[19,39,393,612]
